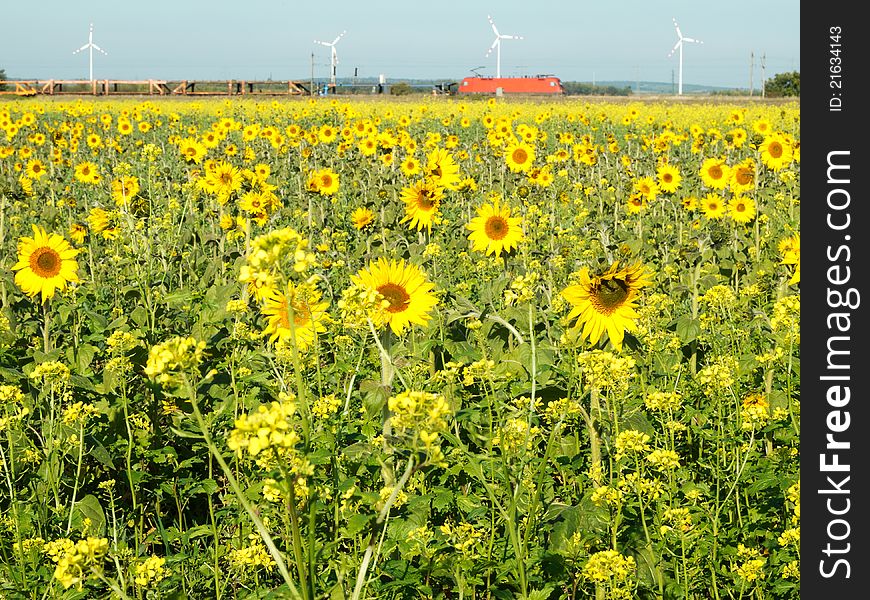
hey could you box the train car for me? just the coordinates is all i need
[457,76,564,95]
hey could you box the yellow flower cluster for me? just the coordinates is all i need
[46,536,109,590]
[614,430,651,461]
[644,390,682,412]
[492,417,541,454]
[227,537,276,572]
[311,393,342,420]
[591,485,624,508]
[61,401,100,426]
[246,227,316,275]
[542,397,585,425]
[134,555,168,587]
[697,356,738,395]
[582,549,636,584]
[439,521,483,557]
[461,358,496,385]
[770,294,800,345]
[387,390,452,457]
[646,449,681,470]
[29,361,71,387]
[732,544,766,582]
[105,330,142,355]
[144,336,206,387]
[740,393,770,429]
[661,507,693,534]
[226,394,300,466]
[577,351,637,391]
[699,284,737,314]
[336,282,389,329]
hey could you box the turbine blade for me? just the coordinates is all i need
[488,15,499,36]
[73,43,89,53]
[333,30,346,45]
[485,37,499,57]
[672,17,682,39]
[667,40,681,58]
[684,37,703,44]
[503,35,523,40]
[93,44,107,54]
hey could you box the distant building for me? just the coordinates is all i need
[458,76,564,95]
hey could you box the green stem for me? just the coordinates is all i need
[184,376,302,600]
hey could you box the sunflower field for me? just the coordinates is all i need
[0,96,799,599]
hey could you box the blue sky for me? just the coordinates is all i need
[1,0,800,88]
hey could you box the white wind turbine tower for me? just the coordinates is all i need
[314,30,347,87]
[73,23,108,82]
[668,17,703,95]
[485,15,523,78]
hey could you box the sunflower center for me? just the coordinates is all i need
[378,283,410,313]
[735,169,753,185]
[417,190,437,210]
[512,148,528,164]
[592,278,630,313]
[735,202,746,212]
[320,175,333,188]
[708,166,723,180]
[484,216,509,240]
[31,247,62,278]
[663,173,672,183]
[431,166,443,177]
[768,142,783,158]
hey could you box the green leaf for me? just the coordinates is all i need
[131,306,149,328]
[675,315,700,343]
[342,513,372,538]
[70,494,106,537]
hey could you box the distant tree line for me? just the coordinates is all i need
[763,71,799,97]
[562,82,632,96]
[0,68,7,91]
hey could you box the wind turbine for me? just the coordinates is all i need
[314,30,347,87]
[667,17,703,95]
[485,15,523,78]
[72,23,108,82]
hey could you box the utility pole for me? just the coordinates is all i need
[749,51,754,97]
[310,52,315,96]
[760,53,767,98]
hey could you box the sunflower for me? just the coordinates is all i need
[700,157,730,190]
[561,262,651,352]
[625,193,647,214]
[261,282,329,350]
[308,168,340,196]
[779,235,800,285]
[400,156,422,177]
[12,225,80,303]
[425,148,461,190]
[466,198,524,257]
[400,180,443,233]
[634,176,658,201]
[25,159,48,180]
[350,258,438,335]
[74,161,101,185]
[728,196,756,224]
[178,137,208,164]
[656,164,682,194]
[729,159,756,193]
[111,175,140,207]
[759,134,793,171]
[351,207,375,230]
[204,161,243,201]
[700,194,727,220]
[504,141,536,173]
